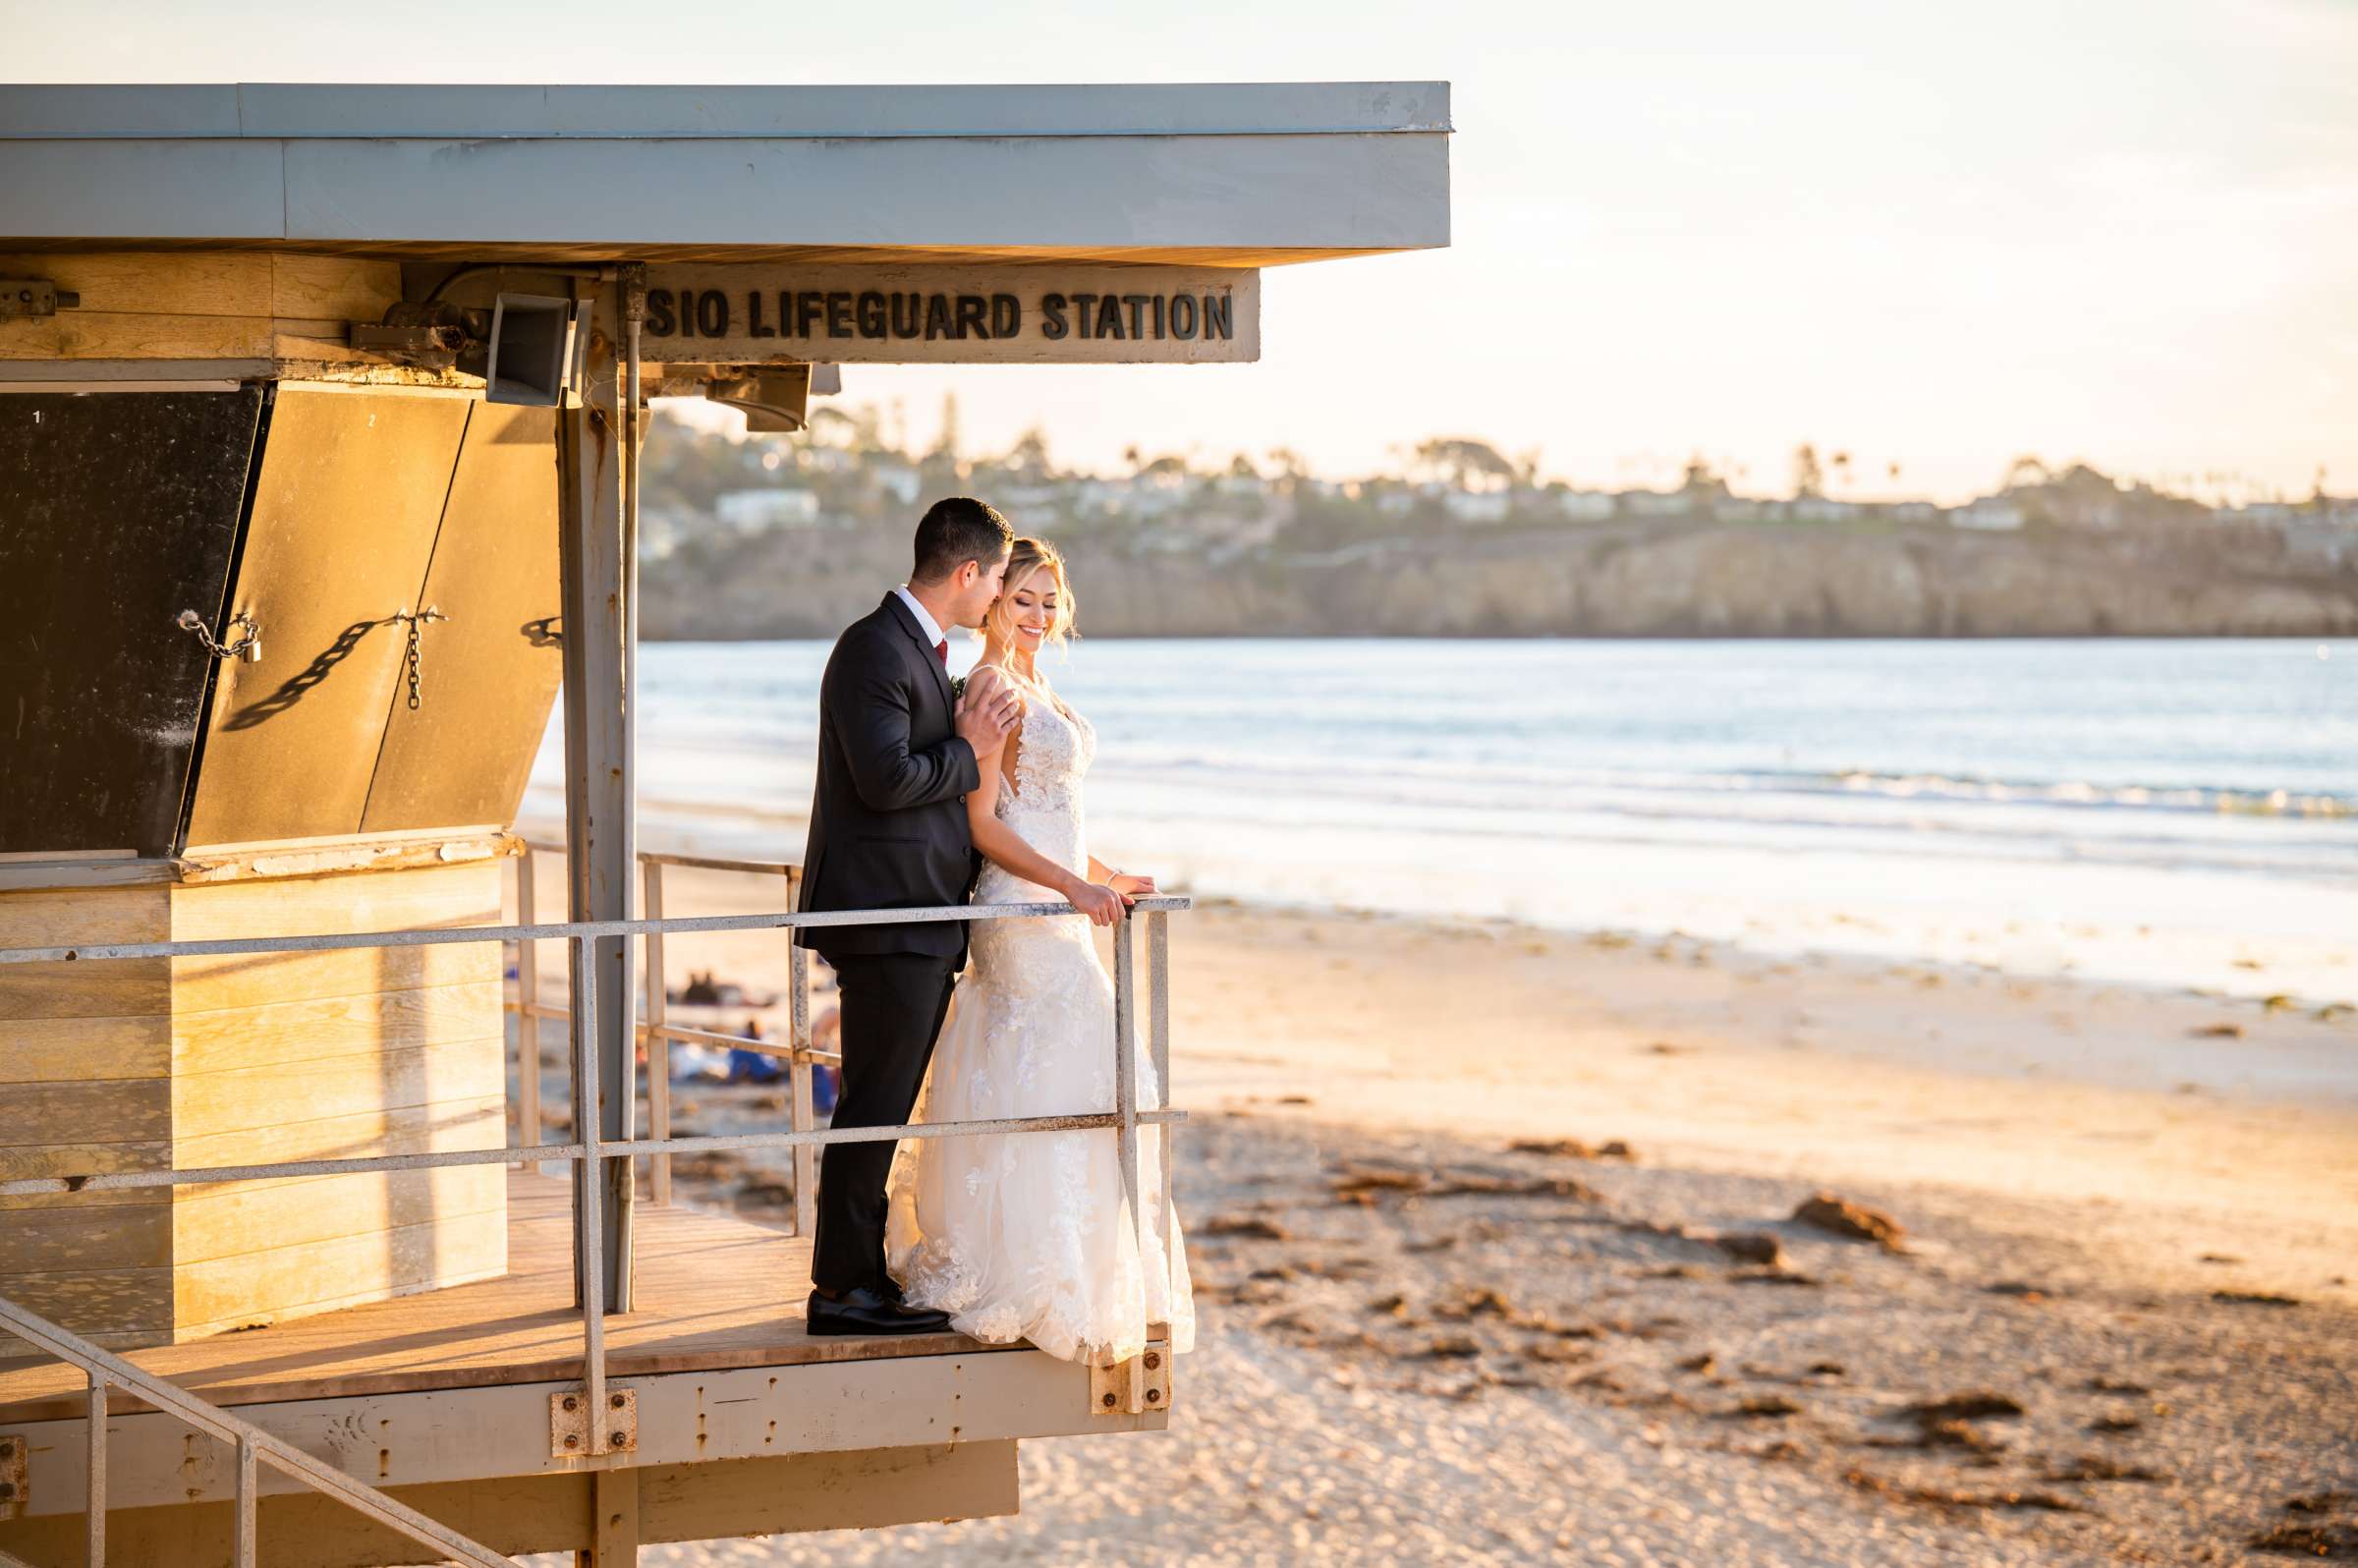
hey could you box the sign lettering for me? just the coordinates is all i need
[638,265,1258,365]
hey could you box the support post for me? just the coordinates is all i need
[557,284,636,1312]
[643,857,671,1205]
[590,1465,641,1566]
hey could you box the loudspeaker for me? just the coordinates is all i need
[482,294,581,406]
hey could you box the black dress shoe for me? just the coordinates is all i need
[807,1285,953,1336]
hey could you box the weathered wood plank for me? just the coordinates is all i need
[0,1140,168,1184]
[173,831,517,885]
[0,884,168,946]
[0,1256,171,1334]
[0,857,177,892]
[0,1323,168,1358]
[270,319,372,363]
[0,1079,171,1148]
[171,980,501,1077]
[175,1207,507,1328]
[638,1443,1020,1544]
[171,1165,505,1264]
[164,862,503,1006]
[0,958,171,1021]
[0,1194,172,1271]
[268,256,401,321]
[0,1012,171,1084]
[0,1182,167,1214]
[0,310,277,360]
[168,943,497,1012]
[0,251,273,315]
[169,860,503,940]
[171,1035,504,1142]
[0,1206,505,1339]
[0,1444,1020,1567]
[170,1092,506,1170]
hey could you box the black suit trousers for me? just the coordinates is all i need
[810,951,960,1294]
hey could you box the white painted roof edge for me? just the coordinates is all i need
[0,84,1450,250]
[0,82,1451,140]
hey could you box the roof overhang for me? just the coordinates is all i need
[0,82,1450,265]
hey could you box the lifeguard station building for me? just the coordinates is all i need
[0,82,1449,1565]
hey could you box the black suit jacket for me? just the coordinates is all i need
[797,594,982,965]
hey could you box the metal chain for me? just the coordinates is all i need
[396,606,450,709]
[174,609,261,661]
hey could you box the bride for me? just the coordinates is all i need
[884,535,1195,1366]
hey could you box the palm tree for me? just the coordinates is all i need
[1791,443,1825,500]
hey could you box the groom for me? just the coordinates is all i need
[797,497,1024,1335]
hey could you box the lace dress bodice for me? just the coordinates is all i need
[976,682,1096,907]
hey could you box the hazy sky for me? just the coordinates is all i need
[16,0,2357,501]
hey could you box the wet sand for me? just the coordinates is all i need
[512,863,2358,1565]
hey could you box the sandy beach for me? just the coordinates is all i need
[508,857,2358,1566]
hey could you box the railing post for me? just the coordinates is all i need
[516,844,542,1170]
[571,931,610,1440]
[232,1434,257,1568]
[643,857,671,1207]
[1148,909,1176,1302]
[1110,910,1150,1293]
[787,866,817,1238]
[85,1371,105,1567]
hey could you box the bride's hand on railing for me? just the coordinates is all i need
[1107,872,1158,900]
[1060,874,1127,927]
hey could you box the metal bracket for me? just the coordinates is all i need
[551,1386,637,1459]
[0,1429,25,1520]
[0,279,79,322]
[348,321,471,365]
[1089,1336,1172,1417]
[349,300,485,371]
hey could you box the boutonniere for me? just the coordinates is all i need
[950,673,968,702]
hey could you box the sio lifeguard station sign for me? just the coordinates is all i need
[642,264,1257,363]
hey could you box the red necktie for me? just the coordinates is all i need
[934,640,949,668]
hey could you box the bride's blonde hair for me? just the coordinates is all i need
[984,535,1078,651]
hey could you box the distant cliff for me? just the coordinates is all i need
[642,520,2358,640]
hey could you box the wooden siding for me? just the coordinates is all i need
[0,858,508,1355]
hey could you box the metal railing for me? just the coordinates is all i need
[0,1296,512,1568]
[511,843,843,1223]
[0,883,1190,1566]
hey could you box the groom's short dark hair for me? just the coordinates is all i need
[911,497,1014,585]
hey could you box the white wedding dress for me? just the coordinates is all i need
[884,682,1195,1366]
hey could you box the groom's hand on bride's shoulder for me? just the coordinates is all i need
[954,669,1024,757]
[960,664,1004,706]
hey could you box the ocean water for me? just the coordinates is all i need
[524,638,2357,1001]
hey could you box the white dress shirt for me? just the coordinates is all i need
[892,585,947,652]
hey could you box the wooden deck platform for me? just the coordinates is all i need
[0,1170,988,1424]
